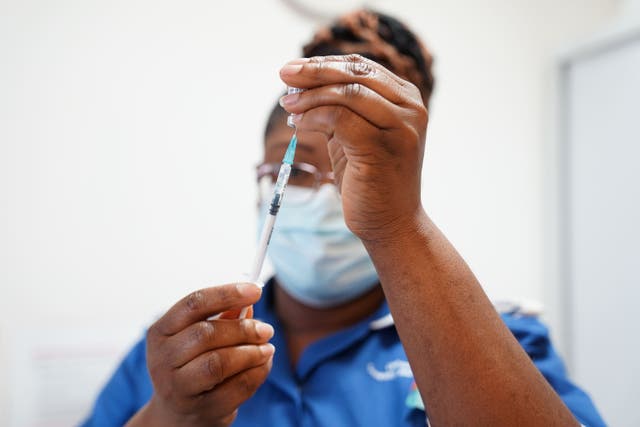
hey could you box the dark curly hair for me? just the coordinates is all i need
[265,9,435,138]
[303,9,434,106]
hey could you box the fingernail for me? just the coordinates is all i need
[260,343,275,356]
[291,113,303,124]
[237,282,261,297]
[281,63,303,75]
[279,93,299,107]
[255,322,274,339]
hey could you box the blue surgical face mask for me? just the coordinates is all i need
[258,184,379,308]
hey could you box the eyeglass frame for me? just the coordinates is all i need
[256,161,335,188]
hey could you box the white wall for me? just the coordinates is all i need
[561,29,640,427]
[0,0,618,424]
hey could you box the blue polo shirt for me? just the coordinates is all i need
[81,282,605,426]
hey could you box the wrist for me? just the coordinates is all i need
[359,207,438,278]
[358,205,432,248]
[131,395,235,427]
[125,396,189,427]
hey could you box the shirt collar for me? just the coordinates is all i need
[369,312,394,330]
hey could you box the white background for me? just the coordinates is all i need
[0,0,624,425]
[563,22,640,427]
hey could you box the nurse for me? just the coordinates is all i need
[83,9,604,427]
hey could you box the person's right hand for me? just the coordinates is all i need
[129,283,274,427]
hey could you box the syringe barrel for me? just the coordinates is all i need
[269,162,291,215]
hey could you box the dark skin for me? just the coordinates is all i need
[126,285,274,427]
[127,54,580,426]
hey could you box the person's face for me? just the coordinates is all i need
[263,120,333,184]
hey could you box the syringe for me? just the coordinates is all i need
[238,88,302,319]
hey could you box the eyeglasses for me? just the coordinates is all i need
[256,162,335,205]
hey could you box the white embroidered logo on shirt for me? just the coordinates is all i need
[366,360,413,381]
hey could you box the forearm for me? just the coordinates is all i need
[363,209,578,426]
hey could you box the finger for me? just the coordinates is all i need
[174,344,275,396]
[152,283,262,336]
[327,139,348,190]
[280,55,414,105]
[168,319,274,368]
[299,102,422,159]
[290,105,379,151]
[199,356,274,416]
[280,83,404,130]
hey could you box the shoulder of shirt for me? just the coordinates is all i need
[256,279,542,330]
[492,298,543,318]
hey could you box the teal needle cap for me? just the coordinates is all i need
[283,133,297,165]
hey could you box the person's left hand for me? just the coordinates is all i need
[279,54,428,243]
